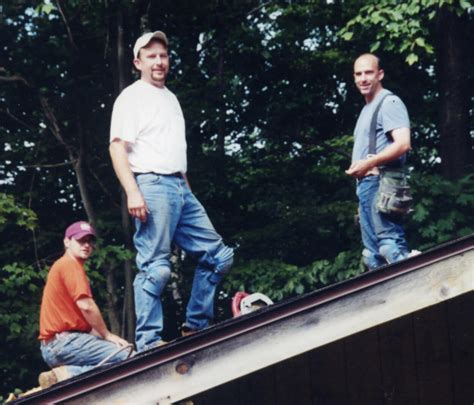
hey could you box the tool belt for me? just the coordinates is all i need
[376,168,413,216]
[367,92,413,217]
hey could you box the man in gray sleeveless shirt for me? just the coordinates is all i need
[346,53,411,270]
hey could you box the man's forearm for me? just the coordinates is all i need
[346,128,411,178]
[109,140,140,195]
[77,298,110,338]
[367,142,409,167]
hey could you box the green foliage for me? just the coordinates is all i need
[221,249,364,303]
[407,173,474,247]
[0,262,46,398]
[0,193,37,231]
[339,0,471,64]
[86,244,135,282]
[0,0,472,395]
[85,244,135,306]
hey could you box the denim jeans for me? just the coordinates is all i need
[40,332,131,378]
[134,174,234,352]
[356,176,409,270]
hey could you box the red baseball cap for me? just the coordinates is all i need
[65,221,96,240]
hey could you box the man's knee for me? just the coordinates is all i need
[215,245,234,273]
[208,245,234,283]
[139,265,171,297]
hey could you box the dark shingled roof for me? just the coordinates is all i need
[12,234,473,404]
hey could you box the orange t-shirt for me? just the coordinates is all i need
[38,253,93,340]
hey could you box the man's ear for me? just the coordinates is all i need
[64,237,71,249]
[378,69,385,81]
[133,58,142,71]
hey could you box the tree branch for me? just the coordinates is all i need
[22,160,77,168]
[247,1,273,16]
[55,0,79,52]
[0,74,28,85]
[0,108,36,131]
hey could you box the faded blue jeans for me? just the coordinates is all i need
[40,332,131,378]
[356,175,409,270]
[134,173,234,352]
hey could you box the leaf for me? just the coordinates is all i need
[370,41,381,52]
[415,37,426,47]
[42,3,56,14]
[406,53,419,65]
[342,31,353,41]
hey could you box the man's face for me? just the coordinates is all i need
[353,55,384,100]
[65,235,95,262]
[133,40,169,88]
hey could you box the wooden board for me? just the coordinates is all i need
[446,292,474,405]
[66,250,473,405]
[308,339,348,405]
[413,303,453,405]
[344,328,384,405]
[377,315,418,405]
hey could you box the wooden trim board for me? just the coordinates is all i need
[67,249,473,404]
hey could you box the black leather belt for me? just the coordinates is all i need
[135,172,182,178]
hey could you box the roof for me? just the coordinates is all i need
[14,234,474,404]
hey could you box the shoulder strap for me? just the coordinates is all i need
[368,91,393,155]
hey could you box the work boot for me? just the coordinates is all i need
[38,370,57,389]
[181,324,198,337]
[38,366,69,389]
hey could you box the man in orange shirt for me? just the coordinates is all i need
[38,221,133,388]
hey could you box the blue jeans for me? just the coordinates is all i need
[40,332,131,378]
[356,176,409,270]
[134,174,234,352]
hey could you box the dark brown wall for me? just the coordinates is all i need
[188,292,473,405]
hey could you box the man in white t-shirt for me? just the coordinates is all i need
[109,31,234,351]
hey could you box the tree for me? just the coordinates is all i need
[1,0,472,396]
[340,0,473,179]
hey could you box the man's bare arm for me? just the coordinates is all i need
[76,297,129,347]
[109,139,148,222]
[346,127,411,178]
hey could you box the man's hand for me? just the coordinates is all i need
[128,189,148,223]
[78,298,131,347]
[109,139,149,223]
[104,331,130,347]
[345,159,375,178]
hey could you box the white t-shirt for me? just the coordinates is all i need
[110,80,187,174]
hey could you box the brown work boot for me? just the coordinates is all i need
[38,370,57,389]
[38,366,69,389]
[181,325,198,337]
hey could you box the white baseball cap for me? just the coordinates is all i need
[133,31,168,59]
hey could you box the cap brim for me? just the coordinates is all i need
[72,231,96,240]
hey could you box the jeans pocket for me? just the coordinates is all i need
[136,173,162,187]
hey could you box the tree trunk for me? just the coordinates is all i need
[436,7,472,180]
[75,98,122,334]
[111,1,136,342]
